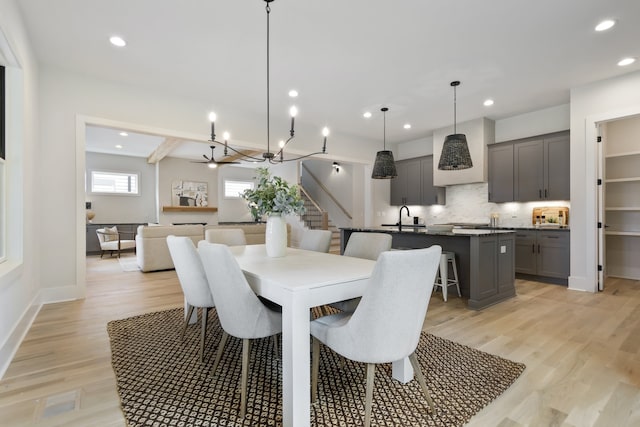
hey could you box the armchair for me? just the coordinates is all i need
[96,227,136,258]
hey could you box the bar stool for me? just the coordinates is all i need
[433,251,461,302]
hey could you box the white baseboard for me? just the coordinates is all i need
[39,285,83,304]
[568,275,597,293]
[0,294,41,380]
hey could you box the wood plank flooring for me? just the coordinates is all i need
[1,255,639,426]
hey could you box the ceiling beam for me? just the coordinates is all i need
[222,149,263,163]
[147,137,183,164]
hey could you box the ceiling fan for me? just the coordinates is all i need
[192,145,240,169]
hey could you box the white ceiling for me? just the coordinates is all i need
[16,0,640,160]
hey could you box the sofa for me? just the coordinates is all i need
[135,223,290,272]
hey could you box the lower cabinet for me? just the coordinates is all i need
[515,230,570,283]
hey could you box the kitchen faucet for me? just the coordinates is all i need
[398,205,410,231]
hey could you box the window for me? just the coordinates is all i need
[224,179,253,199]
[91,170,139,195]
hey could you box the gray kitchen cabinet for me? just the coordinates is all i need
[420,156,446,205]
[488,143,514,202]
[514,131,570,202]
[514,230,537,274]
[537,231,570,279]
[515,229,570,283]
[390,158,423,205]
[544,133,571,200]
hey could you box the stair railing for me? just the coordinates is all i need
[301,163,352,221]
[299,186,329,230]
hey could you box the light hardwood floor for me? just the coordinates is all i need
[1,255,639,426]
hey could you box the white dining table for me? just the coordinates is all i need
[225,244,415,427]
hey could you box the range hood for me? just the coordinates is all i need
[433,117,495,186]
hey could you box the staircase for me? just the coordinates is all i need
[300,190,341,254]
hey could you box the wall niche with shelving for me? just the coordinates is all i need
[604,116,640,280]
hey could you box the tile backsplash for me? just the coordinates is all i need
[385,182,570,228]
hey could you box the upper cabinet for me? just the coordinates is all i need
[488,143,514,203]
[488,131,570,202]
[421,156,446,206]
[390,156,445,206]
[514,132,570,201]
[390,158,421,205]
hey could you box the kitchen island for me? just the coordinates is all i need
[340,227,516,310]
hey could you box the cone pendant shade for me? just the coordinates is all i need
[438,81,473,170]
[371,107,398,179]
[438,133,473,170]
[371,150,398,179]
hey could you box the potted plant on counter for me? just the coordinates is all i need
[242,167,305,257]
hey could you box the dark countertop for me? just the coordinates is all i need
[473,225,570,232]
[341,226,515,237]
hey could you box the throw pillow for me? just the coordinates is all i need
[103,226,119,242]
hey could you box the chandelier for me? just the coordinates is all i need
[206,0,329,164]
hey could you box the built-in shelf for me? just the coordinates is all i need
[605,150,640,159]
[162,206,218,212]
[605,207,640,211]
[606,231,640,237]
[605,177,640,183]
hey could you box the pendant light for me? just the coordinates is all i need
[371,107,398,179]
[438,81,473,170]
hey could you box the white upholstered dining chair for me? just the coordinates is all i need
[329,232,392,313]
[204,228,247,246]
[310,245,442,427]
[299,229,332,253]
[166,235,216,364]
[197,241,283,418]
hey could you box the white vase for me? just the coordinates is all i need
[265,213,287,257]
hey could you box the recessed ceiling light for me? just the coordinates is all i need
[288,89,298,98]
[109,36,126,47]
[119,132,128,137]
[618,57,636,67]
[363,111,372,119]
[483,99,494,107]
[403,124,411,129]
[115,144,123,149]
[595,19,616,32]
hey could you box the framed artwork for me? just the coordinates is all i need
[171,180,208,207]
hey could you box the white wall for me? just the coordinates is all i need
[0,0,41,378]
[85,152,156,224]
[157,157,219,225]
[570,70,640,292]
[301,158,354,229]
[495,104,570,143]
[217,166,255,223]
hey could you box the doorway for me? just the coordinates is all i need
[597,114,640,289]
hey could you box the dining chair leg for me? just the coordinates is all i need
[408,352,435,412]
[200,307,208,363]
[211,331,229,375]
[364,363,375,427]
[311,337,320,403]
[182,305,195,340]
[240,338,251,418]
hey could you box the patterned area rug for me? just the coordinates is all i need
[107,308,525,426]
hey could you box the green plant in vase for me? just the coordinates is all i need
[241,167,305,219]
[242,167,305,257]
